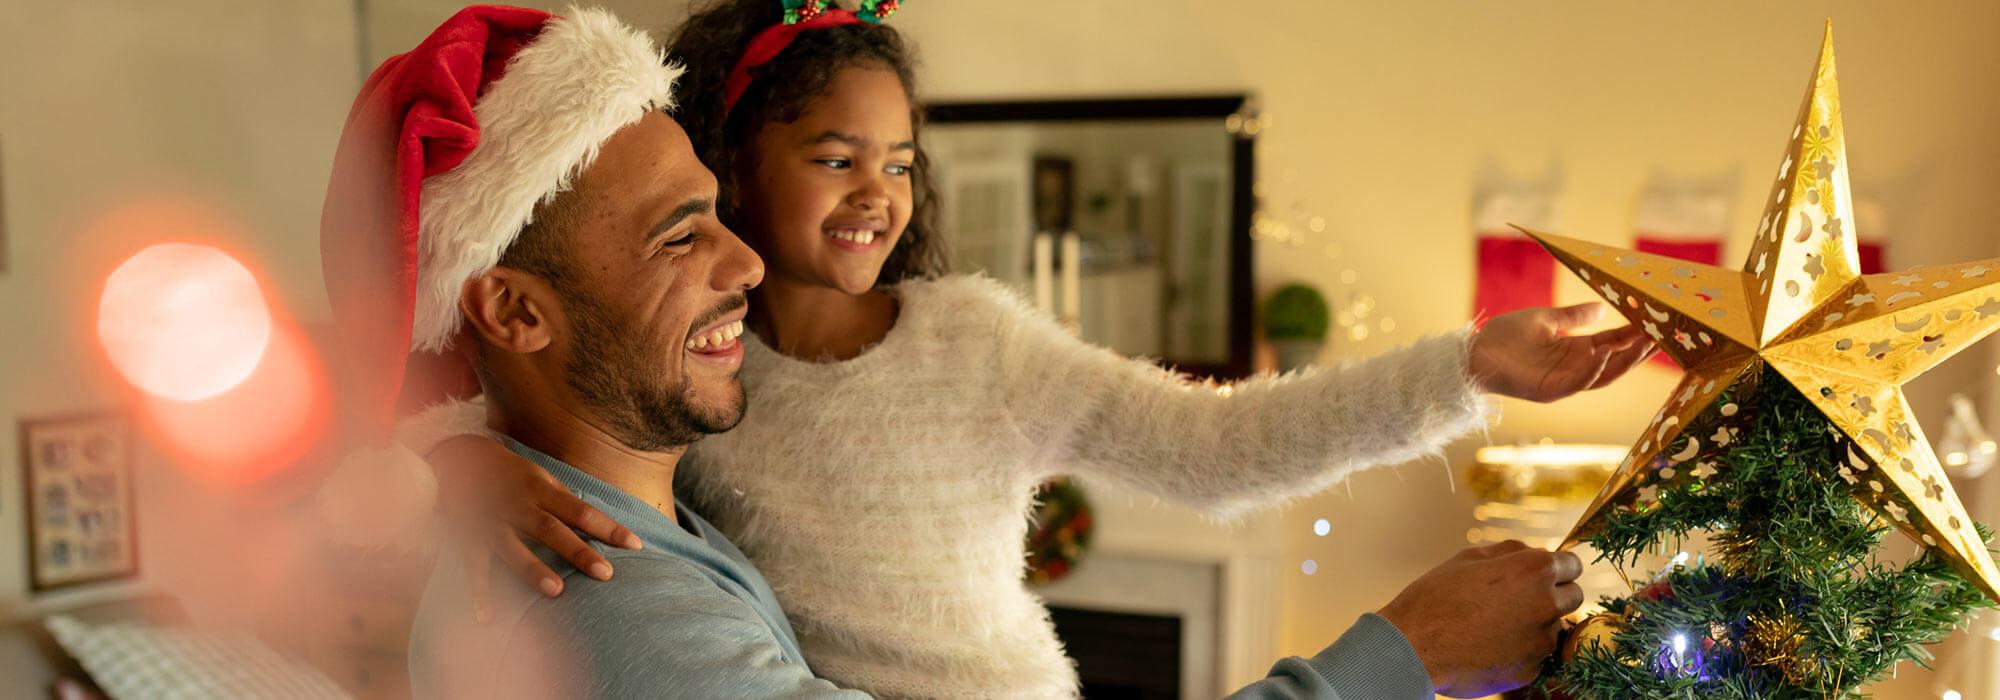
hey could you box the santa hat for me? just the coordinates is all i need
[316,5,680,544]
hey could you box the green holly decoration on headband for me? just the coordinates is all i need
[858,0,900,21]
[780,0,824,23]
[780,0,902,24]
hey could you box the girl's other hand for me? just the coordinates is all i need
[1469,303,1656,404]
[431,434,643,622]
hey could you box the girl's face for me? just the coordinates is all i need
[737,66,915,295]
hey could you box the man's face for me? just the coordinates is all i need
[539,112,764,450]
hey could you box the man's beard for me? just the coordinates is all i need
[561,288,745,451]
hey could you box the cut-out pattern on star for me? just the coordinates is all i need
[1516,25,2000,603]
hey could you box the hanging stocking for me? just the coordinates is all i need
[1633,181,1730,368]
[1855,197,1889,274]
[1470,180,1560,324]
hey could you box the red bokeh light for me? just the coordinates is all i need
[92,230,334,492]
[141,321,330,488]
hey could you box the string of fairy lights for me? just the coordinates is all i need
[1229,108,1397,363]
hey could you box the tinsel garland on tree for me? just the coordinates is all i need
[1537,366,1996,699]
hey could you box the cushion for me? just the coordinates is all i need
[45,615,349,700]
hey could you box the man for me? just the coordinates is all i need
[320,7,1583,698]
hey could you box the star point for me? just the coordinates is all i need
[1533,29,2000,603]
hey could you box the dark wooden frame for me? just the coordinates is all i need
[21,411,140,593]
[924,95,1257,379]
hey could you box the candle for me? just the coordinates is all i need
[1033,233,1054,315]
[1060,233,1081,322]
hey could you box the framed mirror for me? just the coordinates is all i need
[924,96,1256,379]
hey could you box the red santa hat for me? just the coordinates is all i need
[322,4,681,435]
[317,5,680,543]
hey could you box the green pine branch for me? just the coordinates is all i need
[1536,366,1997,699]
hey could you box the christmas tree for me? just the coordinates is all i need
[1544,366,1993,698]
[1519,24,2000,698]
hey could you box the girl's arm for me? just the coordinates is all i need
[991,279,1648,517]
[399,399,640,621]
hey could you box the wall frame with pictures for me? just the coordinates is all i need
[20,412,139,592]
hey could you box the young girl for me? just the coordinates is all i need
[406,0,1653,696]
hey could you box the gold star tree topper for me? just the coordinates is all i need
[1515,24,2000,602]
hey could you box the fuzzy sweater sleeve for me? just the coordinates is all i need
[980,277,1494,518]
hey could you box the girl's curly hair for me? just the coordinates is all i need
[664,0,949,286]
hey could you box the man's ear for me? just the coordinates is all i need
[459,268,555,354]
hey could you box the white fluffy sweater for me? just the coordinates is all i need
[403,274,1492,698]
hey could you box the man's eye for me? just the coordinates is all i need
[661,232,696,248]
[816,158,852,169]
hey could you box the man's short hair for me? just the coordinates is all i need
[497,188,588,287]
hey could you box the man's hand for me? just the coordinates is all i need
[1470,303,1655,403]
[1377,541,1585,698]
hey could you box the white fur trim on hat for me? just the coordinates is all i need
[412,6,684,352]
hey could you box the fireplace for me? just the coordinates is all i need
[1035,553,1220,698]
[1032,479,1284,697]
[1050,606,1183,698]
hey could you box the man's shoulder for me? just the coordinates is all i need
[409,544,781,698]
[536,547,763,620]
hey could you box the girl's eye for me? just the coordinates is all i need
[885,164,911,176]
[815,158,852,169]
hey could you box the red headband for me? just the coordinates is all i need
[721,10,866,116]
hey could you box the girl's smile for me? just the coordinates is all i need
[824,216,888,249]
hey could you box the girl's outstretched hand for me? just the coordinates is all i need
[1469,303,1656,403]
[431,434,643,623]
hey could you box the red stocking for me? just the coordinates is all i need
[1470,189,1560,324]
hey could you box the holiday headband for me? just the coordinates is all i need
[721,0,903,115]
[320,5,682,436]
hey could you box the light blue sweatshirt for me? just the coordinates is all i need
[408,437,1437,699]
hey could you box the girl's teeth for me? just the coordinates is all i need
[830,230,875,245]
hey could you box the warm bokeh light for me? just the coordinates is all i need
[98,243,272,401]
[143,322,329,488]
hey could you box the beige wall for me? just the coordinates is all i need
[0,0,358,616]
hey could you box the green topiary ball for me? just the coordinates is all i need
[1263,284,1330,341]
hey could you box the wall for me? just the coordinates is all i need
[0,0,359,616]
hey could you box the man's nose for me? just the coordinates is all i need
[713,226,764,292]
